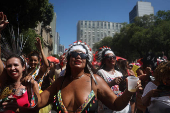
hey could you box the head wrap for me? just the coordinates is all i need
[69,45,86,54]
[65,40,97,84]
[96,46,115,61]
[105,50,115,56]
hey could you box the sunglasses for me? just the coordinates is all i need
[70,52,88,59]
[105,55,116,60]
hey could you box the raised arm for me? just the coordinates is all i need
[0,12,9,76]
[35,37,49,73]
[96,74,141,111]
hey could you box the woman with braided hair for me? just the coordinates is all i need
[142,61,170,113]
[23,41,142,113]
[96,47,130,113]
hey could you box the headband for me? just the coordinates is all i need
[105,50,115,56]
[69,45,86,54]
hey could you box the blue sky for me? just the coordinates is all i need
[49,0,170,49]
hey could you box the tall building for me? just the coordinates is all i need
[35,12,57,56]
[50,13,57,54]
[77,20,123,51]
[57,32,60,54]
[53,32,60,54]
[129,1,154,23]
[59,44,65,55]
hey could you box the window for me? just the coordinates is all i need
[85,21,87,25]
[112,33,114,37]
[97,22,99,26]
[108,22,110,29]
[116,23,118,29]
[93,36,95,42]
[112,24,114,29]
[101,33,103,37]
[104,22,106,27]
[89,21,91,28]
[93,22,95,28]
[81,21,83,25]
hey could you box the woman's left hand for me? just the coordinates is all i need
[136,80,143,91]
[126,78,143,92]
[2,95,19,112]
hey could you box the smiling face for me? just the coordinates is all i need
[69,50,87,69]
[28,56,39,68]
[6,57,25,80]
[104,53,116,68]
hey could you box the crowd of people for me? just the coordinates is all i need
[0,12,170,113]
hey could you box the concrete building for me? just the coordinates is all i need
[50,13,57,54]
[53,32,60,54]
[129,1,154,23]
[35,12,57,56]
[35,22,53,57]
[59,44,65,55]
[77,20,123,51]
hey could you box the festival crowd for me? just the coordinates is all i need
[0,12,170,113]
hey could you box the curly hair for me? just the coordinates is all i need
[153,61,170,83]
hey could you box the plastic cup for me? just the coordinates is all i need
[127,76,139,92]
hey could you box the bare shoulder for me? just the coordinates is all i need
[94,74,105,82]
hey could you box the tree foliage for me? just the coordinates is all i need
[21,28,43,55]
[0,0,54,32]
[93,10,170,61]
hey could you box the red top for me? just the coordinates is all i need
[13,90,30,107]
[0,90,30,113]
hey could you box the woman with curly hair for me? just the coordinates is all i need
[142,61,170,113]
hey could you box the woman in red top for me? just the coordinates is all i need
[0,12,39,113]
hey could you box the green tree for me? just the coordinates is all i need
[0,0,54,33]
[21,28,43,55]
[93,36,113,51]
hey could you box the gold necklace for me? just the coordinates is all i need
[71,74,84,80]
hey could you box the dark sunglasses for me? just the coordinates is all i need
[105,55,116,60]
[70,52,88,59]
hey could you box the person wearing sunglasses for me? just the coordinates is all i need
[23,41,142,113]
[96,47,130,113]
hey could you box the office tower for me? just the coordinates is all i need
[50,12,57,54]
[77,20,123,51]
[129,1,154,23]
[59,44,65,55]
[54,32,60,54]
